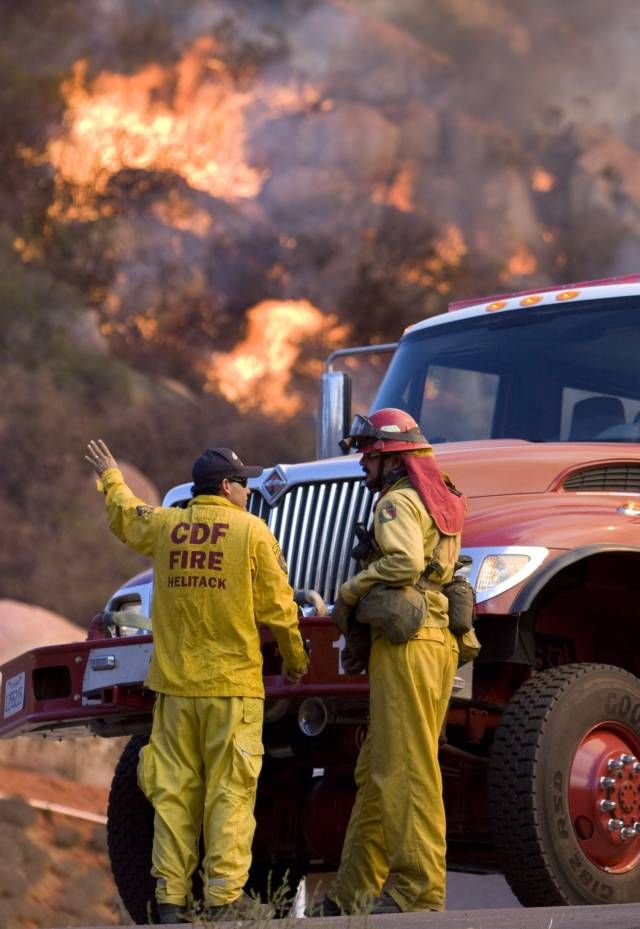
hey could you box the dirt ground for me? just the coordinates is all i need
[0,765,123,929]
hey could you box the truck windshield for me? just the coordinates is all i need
[372,297,640,444]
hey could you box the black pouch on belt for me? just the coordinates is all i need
[443,573,476,635]
[341,617,372,674]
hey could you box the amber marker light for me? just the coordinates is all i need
[486,300,508,312]
[520,295,542,306]
[556,290,580,301]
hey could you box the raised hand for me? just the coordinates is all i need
[84,439,118,476]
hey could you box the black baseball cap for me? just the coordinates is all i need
[191,447,262,495]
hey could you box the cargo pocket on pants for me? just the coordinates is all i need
[232,734,264,796]
[230,697,264,797]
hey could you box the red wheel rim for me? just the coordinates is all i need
[569,722,640,872]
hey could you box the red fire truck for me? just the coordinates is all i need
[2,276,640,919]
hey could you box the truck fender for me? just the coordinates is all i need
[511,544,640,613]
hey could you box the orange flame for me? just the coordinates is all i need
[433,223,467,266]
[45,38,266,222]
[203,300,350,418]
[372,163,418,213]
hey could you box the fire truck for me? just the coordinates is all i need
[2,277,640,919]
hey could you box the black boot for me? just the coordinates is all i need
[157,902,190,924]
[305,894,343,917]
[370,891,403,914]
[203,892,273,922]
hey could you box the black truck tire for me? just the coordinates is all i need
[107,736,306,923]
[107,735,156,925]
[489,662,640,906]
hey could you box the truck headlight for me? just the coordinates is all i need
[462,546,549,603]
[476,554,532,591]
[298,697,328,736]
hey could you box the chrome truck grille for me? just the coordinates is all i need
[248,478,374,605]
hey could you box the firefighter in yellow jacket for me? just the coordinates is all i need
[85,440,309,924]
[308,409,466,917]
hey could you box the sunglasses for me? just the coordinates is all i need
[228,476,248,487]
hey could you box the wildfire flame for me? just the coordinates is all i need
[532,167,556,192]
[433,224,467,266]
[404,223,467,293]
[372,163,418,212]
[500,242,537,281]
[151,190,213,237]
[203,300,350,418]
[44,37,266,221]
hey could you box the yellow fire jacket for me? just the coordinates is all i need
[99,468,309,697]
[339,477,460,628]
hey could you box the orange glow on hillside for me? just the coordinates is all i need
[203,300,350,418]
[404,224,467,293]
[500,242,537,281]
[532,167,556,192]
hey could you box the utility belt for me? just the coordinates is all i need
[341,527,480,672]
[356,563,475,639]
[350,523,474,635]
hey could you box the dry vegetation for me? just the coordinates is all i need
[0,788,121,929]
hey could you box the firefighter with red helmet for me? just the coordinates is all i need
[309,409,466,916]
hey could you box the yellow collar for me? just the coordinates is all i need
[188,494,244,511]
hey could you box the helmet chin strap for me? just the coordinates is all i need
[383,462,407,488]
[368,454,404,492]
[373,454,386,491]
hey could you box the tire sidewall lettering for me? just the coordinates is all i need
[551,769,570,840]
[605,690,640,724]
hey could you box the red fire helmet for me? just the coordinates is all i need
[342,408,431,454]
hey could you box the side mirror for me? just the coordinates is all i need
[316,342,397,459]
[317,370,351,458]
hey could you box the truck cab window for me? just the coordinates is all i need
[562,389,640,442]
[421,366,499,443]
[373,297,640,444]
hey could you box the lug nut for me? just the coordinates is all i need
[608,819,625,832]
[608,758,625,772]
[633,763,640,776]
[620,754,637,765]
[620,826,637,840]
[599,799,617,812]
[600,776,616,789]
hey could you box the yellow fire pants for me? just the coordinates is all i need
[137,693,264,906]
[330,627,458,912]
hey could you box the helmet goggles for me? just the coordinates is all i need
[340,413,426,453]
